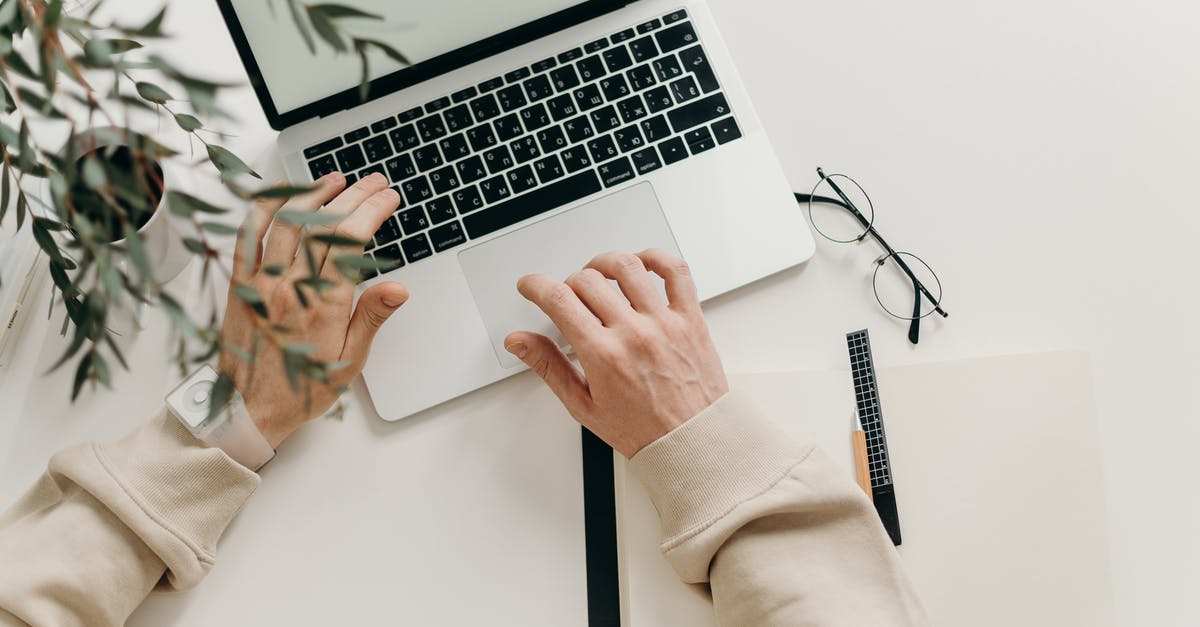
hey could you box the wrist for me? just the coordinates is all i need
[165,366,276,471]
[244,403,293,449]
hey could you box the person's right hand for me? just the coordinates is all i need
[504,250,728,458]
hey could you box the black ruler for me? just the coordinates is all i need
[846,329,902,546]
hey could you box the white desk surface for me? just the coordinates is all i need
[2,0,1198,625]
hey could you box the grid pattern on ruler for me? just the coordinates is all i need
[847,330,893,488]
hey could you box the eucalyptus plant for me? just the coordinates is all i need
[0,0,409,413]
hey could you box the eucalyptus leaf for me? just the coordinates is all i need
[200,221,239,235]
[71,352,92,401]
[206,371,234,421]
[275,209,340,225]
[134,81,170,104]
[172,112,202,131]
[206,144,261,179]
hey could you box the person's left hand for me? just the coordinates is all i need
[218,172,408,448]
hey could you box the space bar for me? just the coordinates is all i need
[463,170,603,239]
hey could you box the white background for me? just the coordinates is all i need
[1,0,1197,625]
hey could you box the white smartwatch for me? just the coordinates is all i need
[165,365,275,471]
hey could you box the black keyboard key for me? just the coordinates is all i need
[439,133,470,161]
[611,28,636,44]
[629,36,658,63]
[363,135,394,162]
[550,65,580,92]
[335,144,367,172]
[413,145,443,171]
[573,84,605,112]
[712,117,742,144]
[560,146,592,173]
[344,127,370,142]
[504,67,531,83]
[401,176,433,205]
[664,9,688,24]
[678,45,719,93]
[659,136,687,165]
[425,96,451,113]
[375,243,405,271]
[483,145,515,174]
[389,124,420,151]
[577,55,606,82]
[600,75,631,101]
[456,155,488,184]
[425,196,457,224]
[583,38,609,53]
[558,47,583,63]
[344,172,358,186]
[587,135,619,163]
[497,85,527,112]
[546,94,578,121]
[429,221,467,252]
[520,102,552,131]
[533,154,565,183]
[637,18,662,34]
[603,46,633,73]
[523,74,554,101]
[466,125,498,152]
[510,136,541,163]
[463,170,602,239]
[667,92,731,133]
[494,114,524,141]
[359,163,385,181]
[507,165,539,194]
[452,86,478,103]
[652,56,683,82]
[373,215,402,247]
[453,185,485,214]
[443,104,474,133]
[644,86,674,113]
[590,105,621,134]
[478,76,504,93]
[532,57,557,73]
[537,126,568,153]
[685,127,716,154]
[628,64,657,91]
[397,206,429,235]
[640,115,671,143]
[371,117,398,133]
[617,95,648,123]
[613,125,645,153]
[385,153,417,182]
[670,75,701,103]
[401,233,433,262]
[304,137,343,159]
[656,21,697,53]
[398,107,424,122]
[479,175,512,203]
[417,114,448,142]
[429,165,461,195]
[630,147,663,174]
[598,156,635,187]
[308,155,337,179]
[470,93,501,121]
[564,116,595,143]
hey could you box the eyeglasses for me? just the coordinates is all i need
[794,167,948,344]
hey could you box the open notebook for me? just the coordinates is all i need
[614,351,1116,626]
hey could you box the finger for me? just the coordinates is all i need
[319,186,402,280]
[339,281,410,376]
[516,274,603,348]
[306,173,390,272]
[564,268,633,326]
[636,248,699,314]
[234,190,287,280]
[585,252,663,313]
[261,172,346,268]
[504,331,592,417]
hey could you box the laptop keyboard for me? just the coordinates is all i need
[302,9,743,279]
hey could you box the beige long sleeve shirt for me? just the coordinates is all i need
[0,391,926,626]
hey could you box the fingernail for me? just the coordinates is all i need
[370,172,386,182]
[505,342,527,359]
[383,294,406,308]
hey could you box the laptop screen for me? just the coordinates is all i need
[224,0,596,125]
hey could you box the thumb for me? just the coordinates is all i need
[342,282,409,372]
[504,331,592,418]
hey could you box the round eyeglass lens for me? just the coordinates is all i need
[807,174,875,243]
[872,252,943,320]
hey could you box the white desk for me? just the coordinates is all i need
[2,0,1197,625]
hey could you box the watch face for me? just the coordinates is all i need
[178,380,214,428]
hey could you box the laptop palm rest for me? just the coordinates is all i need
[458,182,681,369]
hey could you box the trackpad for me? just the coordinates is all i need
[458,183,681,368]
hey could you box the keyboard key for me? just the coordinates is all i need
[712,117,742,144]
[359,254,379,281]
[359,163,385,180]
[398,107,424,122]
[637,18,662,34]
[483,145,515,174]
[397,206,429,235]
[444,104,474,132]
[652,56,683,82]
[614,125,645,152]
[685,127,716,154]
[520,102,551,131]
[494,114,524,141]
[628,64,657,91]
[532,57,557,73]
[640,115,671,143]
[587,135,619,163]
[463,170,602,239]
[373,215,402,247]
[439,133,470,161]
[344,172,358,186]
[363,135,393,162]
[453,185,485,213]
[630,147,663,174]
[573,84,605,111]
[617,95,648,123]
[425,96,451,113]
[603,46,633,73]
[479,175,512,203]
[583,38,609,53]
[664,9,688,24]
[375,243,405,271]
[308,154,337,179]
[678,45,719,93]
[451,86,478,103]
[522,74,554,101]
[577,55,606,82]
[429,221,467,252]
[497,85,527,112]
[546,94,578,121]
[564,116,595,143]
[344,126,370,142]
[667,92,731,132]
[470,93,501,121]
[629,36,658,63]
[611,28,636,44]
[507,165,539,194]
[533,154,565,183]
[401,233,433,262]
[550,65,580,92]
[656,21,697,53]
[425,196,457,224]
[558,47,583,63]
[385,153,417,182]
[466,125,498,151]
[417,114,448,142]
[389,124,420,151]
[670,75,701,103]
[413,145,443,171]
[536,126,568,153]
[598,156,635,187]
[560,146,592,173]
[644,86,674,113]
[600,75,631,101]
[304,137,343,159]
[659,136,687,165]
[478,76,505,93]
[456,155,488,184]
[401,176,433,205]
[504,67,531,83]
[429,166,461,194]
[371,116,398,133]
[590,105,621,134]
[510,136,541,163]
[335,144,367,172]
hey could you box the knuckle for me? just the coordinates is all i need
[671,258,692,277]
[547,282,575,305]
[577,267,605,283]
[530,355,551,378]
[615,253,644,272]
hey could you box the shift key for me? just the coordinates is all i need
[667,93,731,133]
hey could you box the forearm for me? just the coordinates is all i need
[0,409,258,627]
[629,390,928,626]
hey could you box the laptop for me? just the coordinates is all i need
[216,0,814,421]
